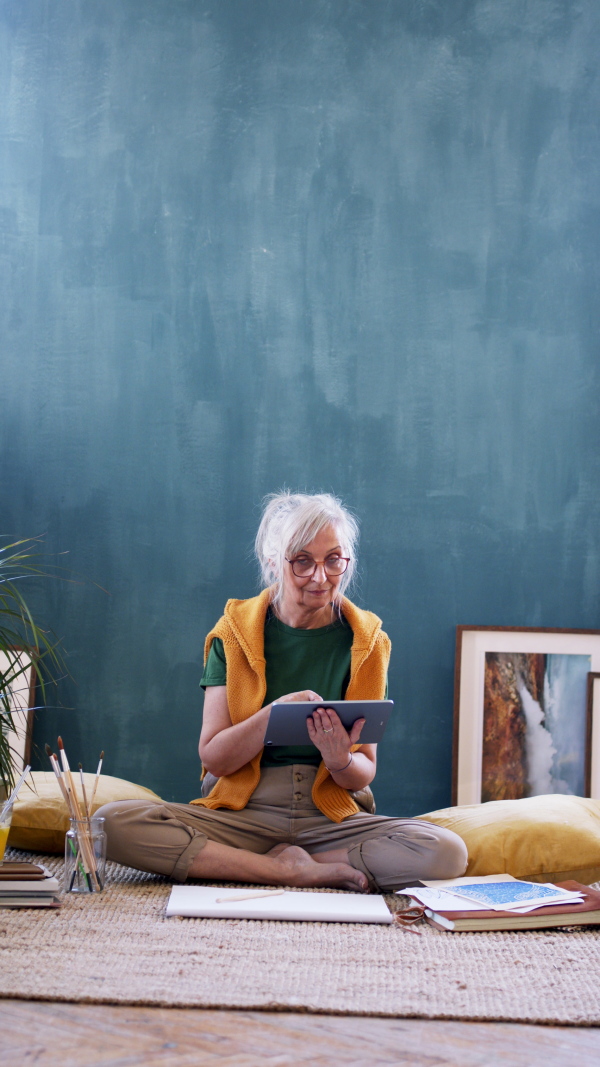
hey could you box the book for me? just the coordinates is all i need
[0,896,61,908]
[413,881,600,932]
[0,864,61,908]
[0,862,47,881]
[166,885,393,924]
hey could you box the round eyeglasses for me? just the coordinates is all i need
[286,555,350,578]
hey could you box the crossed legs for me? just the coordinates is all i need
[98,796,467,893]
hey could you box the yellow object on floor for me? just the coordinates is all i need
[418,793,600,885]
[8,771,162,853]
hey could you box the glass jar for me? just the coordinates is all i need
[0,801,12,864]
[64,816,106,893]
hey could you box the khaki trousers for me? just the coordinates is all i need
[97,765,467,892]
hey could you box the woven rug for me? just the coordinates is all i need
[2,851,600,1025]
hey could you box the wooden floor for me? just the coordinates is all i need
[1,1001,600,1066]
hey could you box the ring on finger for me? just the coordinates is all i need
[323,727,333,733]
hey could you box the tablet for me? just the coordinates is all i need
[263,700,393,747]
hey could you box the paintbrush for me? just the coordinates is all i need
[78,764,91,822]
[88,751,104,812]
[56,740,93,887]
[46,744,88,889]
[57,738,99,890]
[57,738,83,820]
[88,751,105,889]
[45,744,70,807]
[79,762,101,889]
[77,763,103,885]
[88,751,105,891]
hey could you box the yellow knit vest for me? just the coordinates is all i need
[190,588,391,822]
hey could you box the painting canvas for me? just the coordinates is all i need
[482,652,590,802]
[586,673,600,800]
[0,650,36,773]
[453,628,600,805]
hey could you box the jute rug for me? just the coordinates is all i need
[2,851,600,1025]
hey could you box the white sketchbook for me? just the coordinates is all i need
[166,885,393,924]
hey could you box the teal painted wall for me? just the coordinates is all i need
[2,1,599,814]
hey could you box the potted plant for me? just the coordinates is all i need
[0,538,65,797]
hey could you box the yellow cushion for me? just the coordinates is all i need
[8,770,162,854]
[417,794,600,885]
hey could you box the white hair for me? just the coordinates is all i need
[255,491,359,606]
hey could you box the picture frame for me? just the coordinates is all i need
[586,672,600,801]
[0,649,36,772]
[453,627,600,805]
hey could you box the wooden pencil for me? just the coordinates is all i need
[215,889,286,903]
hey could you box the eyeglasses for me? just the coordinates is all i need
[286,555,350,578]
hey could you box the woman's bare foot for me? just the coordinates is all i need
[272,845,368,892]
[186,839,368,890]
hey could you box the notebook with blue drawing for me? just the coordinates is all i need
[400,878,599,932]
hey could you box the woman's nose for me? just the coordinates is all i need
[312,562,328,582]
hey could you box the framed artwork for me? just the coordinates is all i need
[453,627,600,805]
[586,673,600,800]
[0,649,36,772]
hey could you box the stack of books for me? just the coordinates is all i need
[400,874,600,932]
[0,862,61,908]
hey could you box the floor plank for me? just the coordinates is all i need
[1,1000,600,1067]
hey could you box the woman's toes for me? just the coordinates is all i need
[348,869,369,892]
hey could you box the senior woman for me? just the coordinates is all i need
[99,492,467,892]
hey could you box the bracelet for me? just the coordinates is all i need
[325,753,353,774]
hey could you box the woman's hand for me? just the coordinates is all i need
[306,707,364,770]
[276,690,324,704]
[306,707,376,790]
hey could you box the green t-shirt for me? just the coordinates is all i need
[200,610,354,766]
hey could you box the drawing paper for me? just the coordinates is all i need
[421,874,518,888]
[402,887,497,912]
[166,885,393,923]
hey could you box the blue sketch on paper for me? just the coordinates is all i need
[448,882,566,907]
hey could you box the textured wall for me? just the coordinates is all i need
[1,0,599,812]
